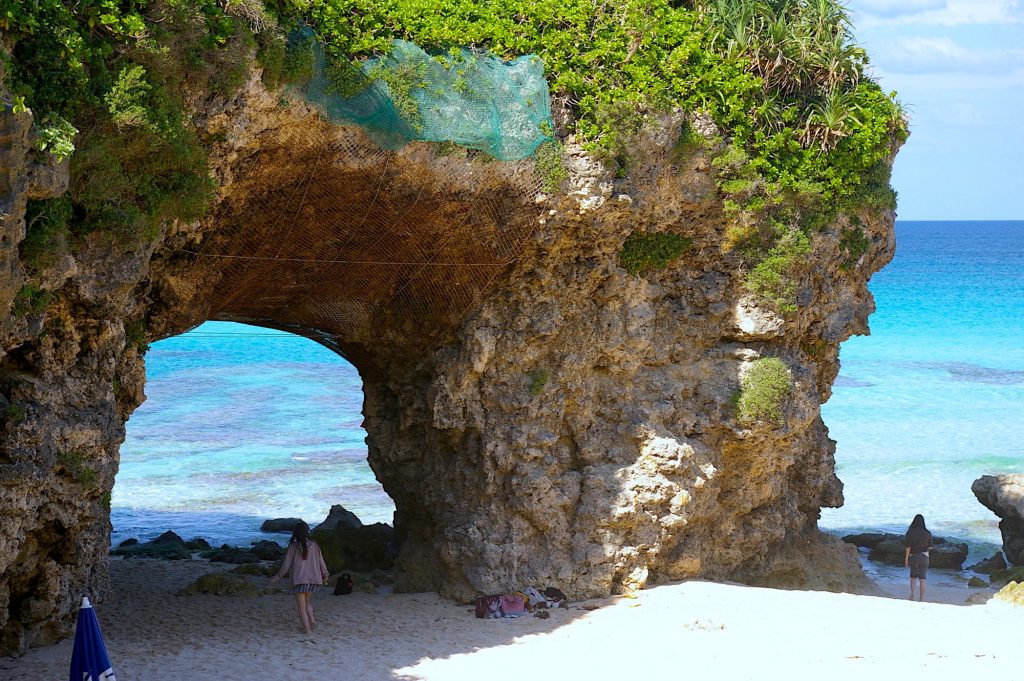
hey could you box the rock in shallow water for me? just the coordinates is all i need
[967,552,1007,575]
[846,533,969,570]
[260,518,305,533]
[111,531,191,560]
[972,474,1024,566]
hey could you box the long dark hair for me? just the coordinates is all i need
[909,514,927,531]
[290,521,310,559]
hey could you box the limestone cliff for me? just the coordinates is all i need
[0,66,896,654]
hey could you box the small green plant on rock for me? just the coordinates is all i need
[3,402,27,425]
[12,284,53,317]
[125,319,150,352]
[744,228,811,313]
[670,122,705,165]
[22,198,72,272]
[839,226,870,270]
[620,233,693,276]
[528,368,549,396]
[736,357,792,426]
[801,338,829,359]
[534,140,568,193]
[34,113,78,163]
[57,450,97,487]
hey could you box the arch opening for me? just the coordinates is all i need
[113,321,394,548]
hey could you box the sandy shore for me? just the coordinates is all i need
[2,558,1020,680]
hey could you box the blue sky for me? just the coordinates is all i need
[846,0,1023,220]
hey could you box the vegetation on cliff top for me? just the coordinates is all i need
[3,0,904,303]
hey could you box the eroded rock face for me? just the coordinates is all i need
[973,474,1024,565]
[0,69,895,653]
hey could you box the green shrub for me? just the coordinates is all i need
[745,229,811,313]
[105,65,157,132]
[57,450,97,487]
[33,113,78,162]
[284,32,318,84]
[528,368,549,396]
[534,139,568,193]
[670,122,705,165]
[839,226,870,270]
[256,29,287,87]
[736,357,792,426]
[275,0,903,204]
[801,338,829,359]
[5,0,904,265]
[22,198,72,271]
[3,402,27,425]
[11,284,53,317]
[125,319,150,352]
[620,233,693,276]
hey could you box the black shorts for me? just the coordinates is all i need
[909,553,928,579]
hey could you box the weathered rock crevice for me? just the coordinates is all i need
[1,69,895,653]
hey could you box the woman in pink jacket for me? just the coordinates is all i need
[271,521,330,634]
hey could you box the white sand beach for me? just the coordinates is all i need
[2,557,1020,681]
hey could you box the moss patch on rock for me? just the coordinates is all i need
[993,581,1024,607]
[177,572,264,596]
[620,233,693,276]
[990,566,1024,587]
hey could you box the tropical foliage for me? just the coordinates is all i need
[2,0,905,304]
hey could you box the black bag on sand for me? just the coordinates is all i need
[334,573,354,595]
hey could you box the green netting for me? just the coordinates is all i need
[294,33,553,161]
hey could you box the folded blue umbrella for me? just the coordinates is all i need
[69,597,117,681]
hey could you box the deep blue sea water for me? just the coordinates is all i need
[819,220,1024,562]
[113,220,1024,565]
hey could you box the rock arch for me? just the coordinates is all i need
[0,76,892,654]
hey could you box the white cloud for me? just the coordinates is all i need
[855,0,947,19]
[853,0,1024,26]
[874,37,1024,74]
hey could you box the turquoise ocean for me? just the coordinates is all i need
[112,220,1024,569]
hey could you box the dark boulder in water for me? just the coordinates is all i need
[972,474,1024,566]
[260,518,305,533]
[841,533,889,549]
[111,531,191,560]
[309,505,392,572]
[990,566,1024,588]
[929,542,970,570]
[250,540,285,560]
[313,505,363,532]
[200,539,283,564]
[859,533,968,570]
[967,552,1007,575]
[205,544,261,564]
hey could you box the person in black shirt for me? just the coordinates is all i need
[904,514,934,601]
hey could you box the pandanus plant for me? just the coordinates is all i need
[802,86,862,151]
[700,0,867,149]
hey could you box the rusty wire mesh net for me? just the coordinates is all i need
[184,120,548,347]
[176,38,556,348]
